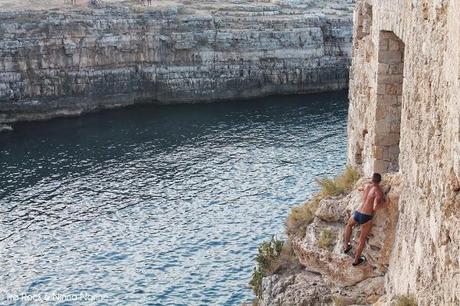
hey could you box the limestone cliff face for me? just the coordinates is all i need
[0,0,353,123]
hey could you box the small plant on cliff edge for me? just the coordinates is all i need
[249,237,283,299]
[316,166,361,197]
[394,295,417,306]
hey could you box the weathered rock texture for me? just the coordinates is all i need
[0,0,354,123]
[347,0,460,305]
[261,269,334,306]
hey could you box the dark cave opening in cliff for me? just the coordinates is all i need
[374,31,405,173]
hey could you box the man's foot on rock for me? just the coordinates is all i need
[352,255,366,266]
[343,243,352,254]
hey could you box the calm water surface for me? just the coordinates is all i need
[0,91,348,305]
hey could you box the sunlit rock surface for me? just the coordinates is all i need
[0,0,353,123]
[261,269,333,306]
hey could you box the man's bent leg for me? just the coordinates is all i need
[343,216,357,251]
[354,221,372,264]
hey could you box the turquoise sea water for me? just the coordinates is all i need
[0,91,348,305]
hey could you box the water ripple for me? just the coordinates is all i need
[0,91,348,305]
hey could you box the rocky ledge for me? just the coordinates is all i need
[0,0,353,123]
[260,173,403,305]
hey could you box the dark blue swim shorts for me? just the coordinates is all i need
[353,211,373,225]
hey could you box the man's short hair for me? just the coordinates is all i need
[372,173,382,183]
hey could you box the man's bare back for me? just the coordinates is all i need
[358,183,383,215]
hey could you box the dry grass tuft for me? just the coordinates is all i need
[317,228,335,250]
[316,166,361,197]
[332,296,347,306]
[394,295,417,306]
[285,194,322,238]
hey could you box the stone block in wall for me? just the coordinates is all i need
[389,104,402,117]
[382,147,392,162]
[376,106,387,121]
[389,121,401,134]
[378,63,389,74]
[378,74,404,85]
[377,83,386,95]
[385,84,399,95]
[389,64,403,75]
[379,133,400,146]
[388,145,400,158]
[373,146,384,160]
[378,50,402,64]
[388,39,401,51]
[380,94,398,106]
[373,160,388,174]
[379,38,389,51]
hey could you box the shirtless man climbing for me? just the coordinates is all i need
[342,173,387,266]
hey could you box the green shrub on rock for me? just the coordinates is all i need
[249,237,284,299]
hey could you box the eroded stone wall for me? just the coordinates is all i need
[0,1,354,123]
[347,0,460,304]
[374,31,404,173]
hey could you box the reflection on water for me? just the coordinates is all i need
[0,91,348,305]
